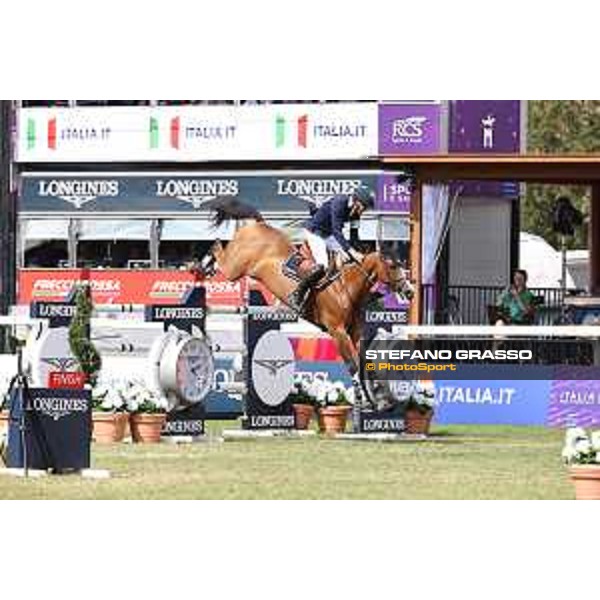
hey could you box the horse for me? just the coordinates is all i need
[196,199,414,407]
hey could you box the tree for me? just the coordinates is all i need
[525,101,600,249]
[68,285,102,386]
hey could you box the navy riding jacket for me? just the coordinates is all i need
[305,196,353,252]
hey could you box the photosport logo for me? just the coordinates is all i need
[275,114,309,148]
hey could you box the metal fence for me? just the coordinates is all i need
[421,284,583,326]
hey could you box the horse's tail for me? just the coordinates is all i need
[209,199,265,228]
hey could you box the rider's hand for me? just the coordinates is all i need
[349,249,364,262]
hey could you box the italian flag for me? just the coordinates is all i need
[149,116,181,149]
[26,117,57,150]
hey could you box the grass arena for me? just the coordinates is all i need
[0,424,573,500]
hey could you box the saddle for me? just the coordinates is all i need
[282,242,342,290]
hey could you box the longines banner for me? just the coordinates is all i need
[15,102,442,163]
[20,171,408,214]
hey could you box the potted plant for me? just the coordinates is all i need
[404,380,436,435]
[562,427,600,500]
[315,379,354,435]
[290,376,318,430]
[91,383,129,444]
[68,285,102,387]
[124,381,168,444]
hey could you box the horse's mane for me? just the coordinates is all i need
[208,199,265,228]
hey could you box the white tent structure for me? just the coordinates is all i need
[519,232,575,289]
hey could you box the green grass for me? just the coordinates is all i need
[0,423,573,500]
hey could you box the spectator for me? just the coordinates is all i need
[495,269,536,325]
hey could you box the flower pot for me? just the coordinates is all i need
[404,409,433,435]
[293,404,315,430]
[318,406,351,435]
[92,412,129,444]
[130,413,167,444]
[569,465,600,500]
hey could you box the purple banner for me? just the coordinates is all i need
[547,367,600,427]
[378,103,441,155]
[449,100,521,197]
[377,173,411,212]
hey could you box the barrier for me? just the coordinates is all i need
[353,306,411,435]
[199,290,299,431]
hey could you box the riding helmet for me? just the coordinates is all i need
[353,185,375,209]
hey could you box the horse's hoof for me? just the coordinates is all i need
[376,400,398,413]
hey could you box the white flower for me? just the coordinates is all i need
[315,384,328,404]
[327,388,339,403]
[591,431,600,452]
[575,439,593,455]
[126,397,140,413]
[562,446,578,463]
[345,387,355,405]
[565,427,588,446]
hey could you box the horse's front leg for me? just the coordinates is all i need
[208,240,245,281]
[328,327,374,416]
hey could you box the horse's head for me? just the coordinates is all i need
[366,253,415,300]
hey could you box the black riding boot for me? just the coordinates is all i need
[288,265,326,312]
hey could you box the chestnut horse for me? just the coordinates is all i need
[197,200,413,405]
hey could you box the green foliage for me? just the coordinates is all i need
[525,100,600,249]
[68,285,102,387]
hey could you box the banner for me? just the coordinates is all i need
[434,379,552,426]
[378,103,441,155]
[376,173,411,213]
[18,269,246,306]
[16,104,379,163]
[449,100,521,197]
[20,171,381,214]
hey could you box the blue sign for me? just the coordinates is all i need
[20,173,380,215]
[7,387,92,471]
[434,379,551,426]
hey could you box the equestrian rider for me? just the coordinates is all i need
[288,186,375,311]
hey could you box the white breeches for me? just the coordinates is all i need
[304,230,345,267]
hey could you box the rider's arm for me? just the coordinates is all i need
[330,198,352,253]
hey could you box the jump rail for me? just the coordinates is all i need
[393,325,600,338]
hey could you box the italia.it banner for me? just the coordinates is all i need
[16,104,380,162]
[15,102,442,163]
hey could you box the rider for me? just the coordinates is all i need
[288,185,375,310]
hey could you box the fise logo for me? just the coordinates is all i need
[275,114,309,148]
